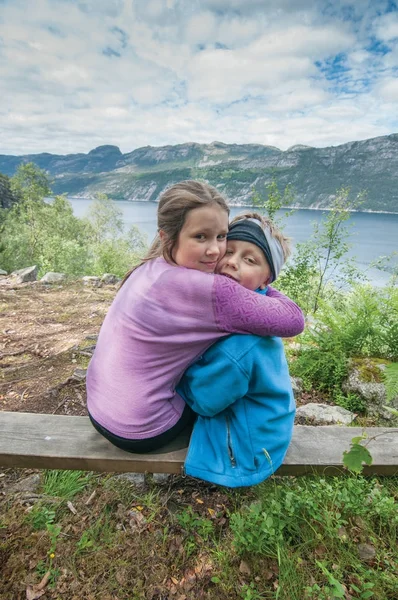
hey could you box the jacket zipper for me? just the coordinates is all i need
[226,414,236,468]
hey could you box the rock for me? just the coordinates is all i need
[113,473,146,489]
[8,473,41,494]
[82,276,101,286]
[291,377,303,396]
[295,403,356,425]
[357,543,376,562]
[41,272,66,283]
[239,560,251,575]
[11,265,38,283]
[73,368,87,381]
[0,269,7,276]
[152,473,170,484]
[101,273,120,285]
[343,359,398,422]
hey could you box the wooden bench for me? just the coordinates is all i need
[1,411,397,476]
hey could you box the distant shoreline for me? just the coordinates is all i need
[67,197,398,215]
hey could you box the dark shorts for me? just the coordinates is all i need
[88,404,195,453]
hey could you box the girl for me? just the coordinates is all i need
[86,181,304,452]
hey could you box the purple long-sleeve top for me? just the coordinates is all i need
[86,257,304,439]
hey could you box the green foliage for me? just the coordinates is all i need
[290,284,398,401]
[334,392,367,413]
[290,338,349,398]
[82,193,147,276]
[278,188,366,313]
[314,285,398,361]
[0,164,147,276]
[0,172,18,210]
[42,470,92,499]
[75,512,114,555]
[383,362,398,403]
[343,435,373,473]
[251,178,294,226]
[27,504,56,530]
[240,582,265,599]
[227,476,397,598]
[176,506,214,542]
[0,165,89,274]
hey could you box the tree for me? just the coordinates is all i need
[6,163,53,264]
[278,188,366,313]
[0,163,89,274]
[252,178,295,225]
[0,173,19,210]
[83,193,147,276]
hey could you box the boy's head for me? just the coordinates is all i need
[216,212,291,291]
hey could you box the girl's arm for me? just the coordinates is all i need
[213,276,304,338]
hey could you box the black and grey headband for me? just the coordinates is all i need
[227,218,284,282]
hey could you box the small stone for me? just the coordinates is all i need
[73,368,87,381]
[295,403,356,425]
[239,560,251,575]
[357,543,376,562]
[9,474,41,494]
[152,473,170,484]
[82,276,101,286]
[11,265,38,283]
[0,269,7,276]
[343,360,398,422]
[41,272,66,283]
[101,273,120,285]
[113,472,146,489]
[291,377,303,396]
[85,334,99,341]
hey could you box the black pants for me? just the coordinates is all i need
[88,405,195,453]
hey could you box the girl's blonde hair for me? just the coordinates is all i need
[121,180,229,286]
[229,212,291,262]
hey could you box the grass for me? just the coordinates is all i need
[42,469,93,499]
[1,470,397,599]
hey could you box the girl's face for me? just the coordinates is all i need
[172,204,229,273]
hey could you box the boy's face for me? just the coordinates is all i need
[216,240,272,291]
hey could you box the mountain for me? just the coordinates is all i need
[1,135,398,212]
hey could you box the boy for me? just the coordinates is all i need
[177,213,296,487]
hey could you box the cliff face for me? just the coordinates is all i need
[1,135,397,212]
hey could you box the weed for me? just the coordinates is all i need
[176,506,215,559]
[35,559,60,588]
[176,506,214,541]
[240,581,265,599]
[26,504,56,530]
[75,513,114,555]
[75,529,98,554]
[335,392,367,413]
[42,469,92,499]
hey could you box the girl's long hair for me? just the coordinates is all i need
[120,180,229,287]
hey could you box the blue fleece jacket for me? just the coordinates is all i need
[177,291,295,487]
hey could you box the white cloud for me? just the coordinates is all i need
[374,12,398,42]
[377,78,398,102]
[0,0,396,155]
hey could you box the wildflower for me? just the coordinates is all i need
[49,552,55,559]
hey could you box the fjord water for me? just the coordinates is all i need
[69,198,398,286]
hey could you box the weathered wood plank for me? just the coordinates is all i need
[0,412,397,475]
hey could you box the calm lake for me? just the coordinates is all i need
[69,198,398,287]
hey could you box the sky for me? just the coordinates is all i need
[1,0,398,156]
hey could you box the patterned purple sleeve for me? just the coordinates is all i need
[213,277,305,338]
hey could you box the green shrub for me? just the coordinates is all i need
[0,164,147,277]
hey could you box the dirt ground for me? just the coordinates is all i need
[0,279,117,417]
